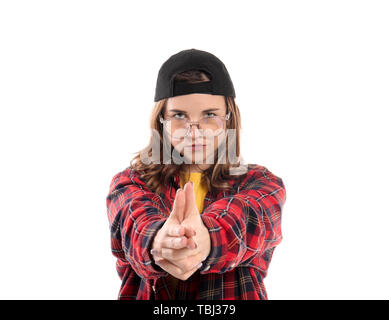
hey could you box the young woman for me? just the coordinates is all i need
[106,49,286,300]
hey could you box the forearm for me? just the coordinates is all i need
[122,214,169,279]
[107,169,171,279]
[199,181,285,274]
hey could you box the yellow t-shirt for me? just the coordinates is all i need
[179,171,208,214]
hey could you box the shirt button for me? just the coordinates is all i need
[203,265,210,272]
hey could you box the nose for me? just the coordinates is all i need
[185,122,202,137]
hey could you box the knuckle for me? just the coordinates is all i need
[169,251,178,260]
[168,226,176,235]
[180,237,187,247]
[165,249,174,259]
[173,237,182,248]
[153,239,161,248]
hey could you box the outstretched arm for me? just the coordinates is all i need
[199,165,286,274]
[106,168,171,279]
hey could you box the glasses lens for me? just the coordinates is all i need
[167,119,186,138]
[200,117,224,131]
[170,119,186,131]
[165,117,225,138]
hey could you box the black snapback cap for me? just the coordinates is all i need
[154,48,236,102]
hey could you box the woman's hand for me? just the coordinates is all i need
[181,181,211,263]
[151,188,197,256]
[151,181,211,280]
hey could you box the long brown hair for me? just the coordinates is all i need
[129,70,246,195]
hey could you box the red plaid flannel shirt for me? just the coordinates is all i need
[106,164,286,300]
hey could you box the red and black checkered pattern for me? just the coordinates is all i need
[106,164,286,300]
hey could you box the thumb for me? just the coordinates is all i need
[170,188,185,223]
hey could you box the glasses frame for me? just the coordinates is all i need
[159,111,231,138]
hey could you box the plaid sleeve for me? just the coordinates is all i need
[199,165,286,274]
[106,167,169,279]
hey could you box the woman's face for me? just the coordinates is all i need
[163,93,228,168]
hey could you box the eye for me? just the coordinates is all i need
[172,112,186,119]
[204,112,217,118]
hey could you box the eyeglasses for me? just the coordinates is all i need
[159,111,231,138]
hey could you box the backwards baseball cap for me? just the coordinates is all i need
[154,48,236,102]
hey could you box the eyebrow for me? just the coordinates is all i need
[168,108,221,114]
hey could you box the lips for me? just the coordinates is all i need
[192,144,205,147]
[183,144,206,152]
[183,142,206,147]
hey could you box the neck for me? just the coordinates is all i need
[183,164,211,173]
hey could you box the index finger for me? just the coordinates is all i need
[167,225,196,238]
[159,235,189,250]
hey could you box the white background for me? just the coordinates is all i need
[1,0,388,299]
